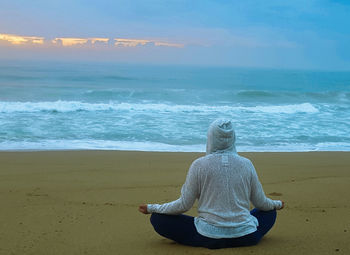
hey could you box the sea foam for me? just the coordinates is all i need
[1,140,350,152]
[0,139,205,152]
[0,101,319,114]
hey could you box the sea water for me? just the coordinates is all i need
[0,60,349,152]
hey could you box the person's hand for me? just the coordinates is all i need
[138,204,150,214]
[278,201,285,210]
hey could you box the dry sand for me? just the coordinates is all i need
[0,151,349,255]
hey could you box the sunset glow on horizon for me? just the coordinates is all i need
[0,34,45,45]
[0,33,185,49]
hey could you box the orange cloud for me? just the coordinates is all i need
[52,37,89,46]
[0,33,184,49]
[0,33,44,45]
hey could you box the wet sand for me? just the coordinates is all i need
[0,151,349,254]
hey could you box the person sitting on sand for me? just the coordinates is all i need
[139,119,284,249]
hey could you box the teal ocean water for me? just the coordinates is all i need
[0,60,349,151]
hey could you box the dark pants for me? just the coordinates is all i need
[150,209,277,249]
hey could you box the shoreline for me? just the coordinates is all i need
[1,149,350,152]
[0,151,349,254]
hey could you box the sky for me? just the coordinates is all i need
[0,0,350,70]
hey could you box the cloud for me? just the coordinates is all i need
[0,33,44,45]
[52,37,89,46]
[114,38,150,47]
[114,38,184,48]
[90,38,109,44]
[153,41,184,48]
[0,33,184,48]
[51,37,110,46]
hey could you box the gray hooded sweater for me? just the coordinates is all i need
[147,119,282,238]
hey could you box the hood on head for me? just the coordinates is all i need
[206,119,237,155]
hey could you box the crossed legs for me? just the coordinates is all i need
[150,209,277,249]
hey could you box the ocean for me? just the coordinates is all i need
[0,60,349,152]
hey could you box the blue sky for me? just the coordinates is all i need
[0,0,349,69]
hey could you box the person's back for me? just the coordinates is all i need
[195,153,256,227]
[192,152,281,239]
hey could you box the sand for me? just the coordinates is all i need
[0,151,349,255]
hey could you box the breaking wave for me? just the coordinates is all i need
[0,101,319,114]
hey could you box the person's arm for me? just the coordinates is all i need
[139,160,200,215]
[249,162,283,211]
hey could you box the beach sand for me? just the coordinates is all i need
[0,151,349,255]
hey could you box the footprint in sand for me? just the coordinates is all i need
[268,192,282,196]
[26,192,48,197]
